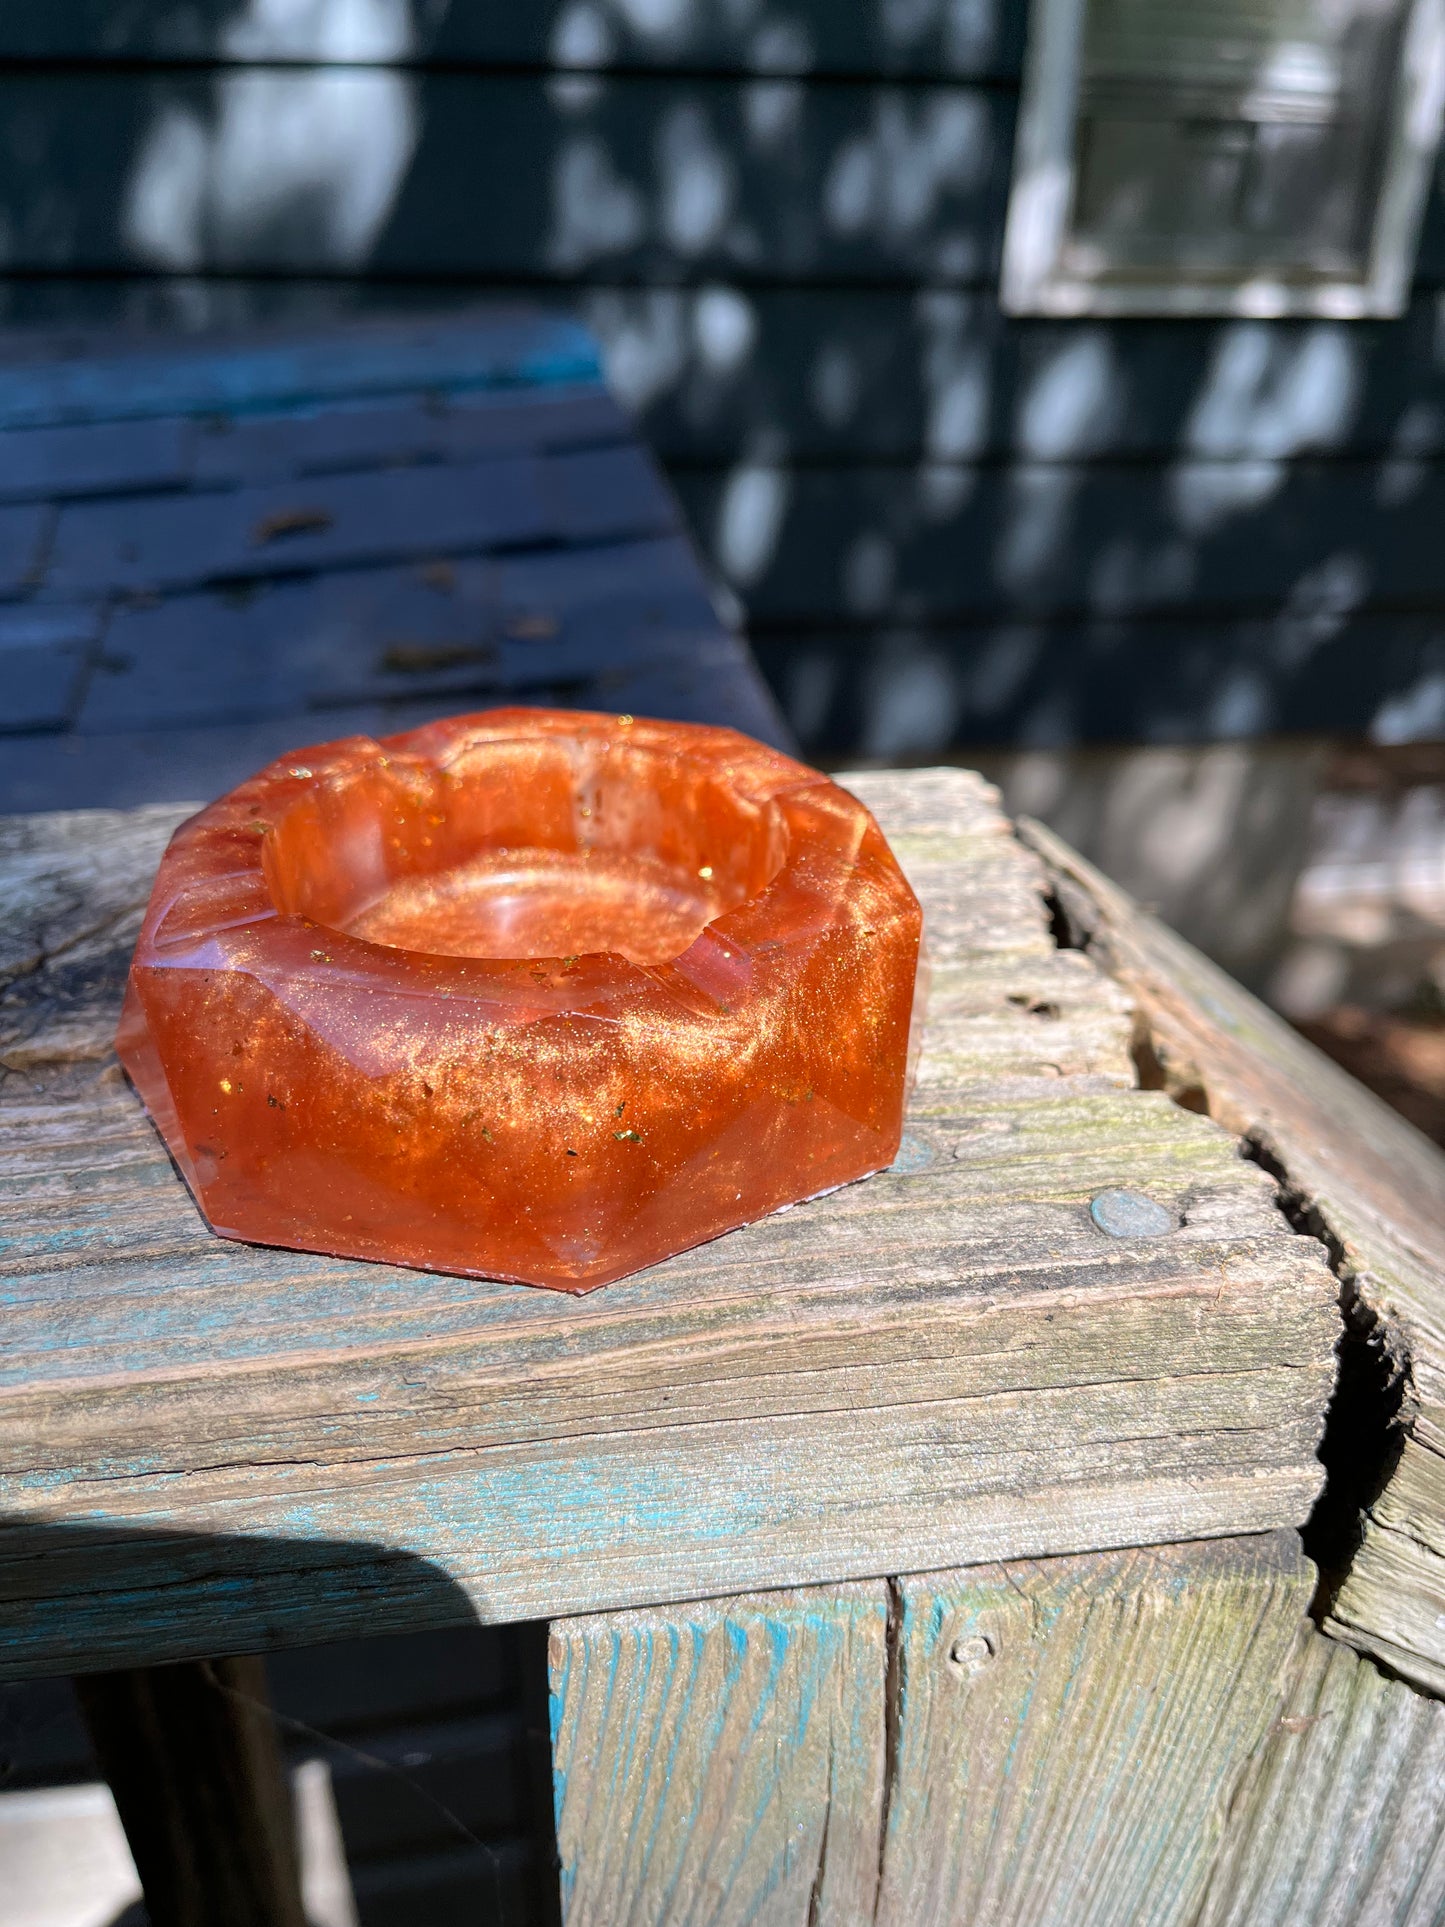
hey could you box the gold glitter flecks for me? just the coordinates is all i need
[118,707,920,1290]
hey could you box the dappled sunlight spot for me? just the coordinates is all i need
[810,341,863,427]
[750,19,815,75]
[125,104,209,271]
[550,2,617,67]
[918,291,991,459]
[658,102,736,254]
[548,133,647,271]
[1169,322,1360,532]
[221,0,412,59]
[715,460,791,585]
[1128,750,1257,888]
[586,285,755,418]
[1272,941,1351,1021]
[1377,400,1442,505]
[994,467,1080,600]
[1185,325,1359,458]
[823,93,990,246]
[584,290,688,410]
[1170,459,1284,537]
[1016,332,1120,459]
[694,285,756,373]
[125,15,419,274]
[926,361,989,458]
[743,79,805,147]
[1272,555,1369,668]
[548,70,608,112]
[844,531,896,614]
[612,0,694,40]
[1207,668,1272,739]
[211,70,417,265]
[882,0,1001,69]
[991,336,1122,609]
[1088,538,1195,616]
[1373,669,1445,744]
[917,463,973,518]
[861,640,960,760]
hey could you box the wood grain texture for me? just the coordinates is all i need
[40,444,675,599]
[2,638,793,817]
[872,1532,1313,1927]
[1195,1627,1445,1926]
[71,536,718,734]
[0,771,1338,1672]
[1019,816,1445,1697]
[549,1585,887,1926]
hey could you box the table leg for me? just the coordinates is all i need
[548,1583,890,1926]
[548,1537,1316,1927]
[74,1653,307,1927]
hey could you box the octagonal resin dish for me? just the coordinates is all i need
[117,708,923,1291]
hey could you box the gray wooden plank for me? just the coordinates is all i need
[192,385,627,488]
[1019,816,1445,1699]
[586,287,1445,465]
[0,502,51,595]
[0,415,194,503]
[672,459,1445,628]
[6,282,1445,465]
[874,1533,1313,1927]
[751,613,1445,762]
[0,309,601,432]
[11,65,1445,292]
[0,0,1026,78]
[1196,1629,1445,1927]
[0,771,1338,1667]
[2,650,791,816]
[0,74,1014,284]
[550,1584,888,1926]
[72,539,723,735]
[43,445,677,598]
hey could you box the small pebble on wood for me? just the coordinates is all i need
[1090,1189,1176,1238]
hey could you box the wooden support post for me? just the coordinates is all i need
[874,1533,1312,1927]
[549,1584,888,1925]
[74,1654,308,1927]
[550,1537,1317,1927]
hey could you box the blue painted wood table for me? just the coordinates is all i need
[3,319,1445,1925]
[0,306,787,813]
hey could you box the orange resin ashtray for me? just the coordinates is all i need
[118,708,923,1290]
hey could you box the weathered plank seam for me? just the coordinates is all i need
[1015,813,1445,1706]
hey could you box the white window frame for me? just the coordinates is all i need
[1001,0,1445,317]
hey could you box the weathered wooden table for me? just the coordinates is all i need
[4,767,1444,1925]
[0,306,786,814]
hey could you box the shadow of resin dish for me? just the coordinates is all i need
[117,708,923,1289]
